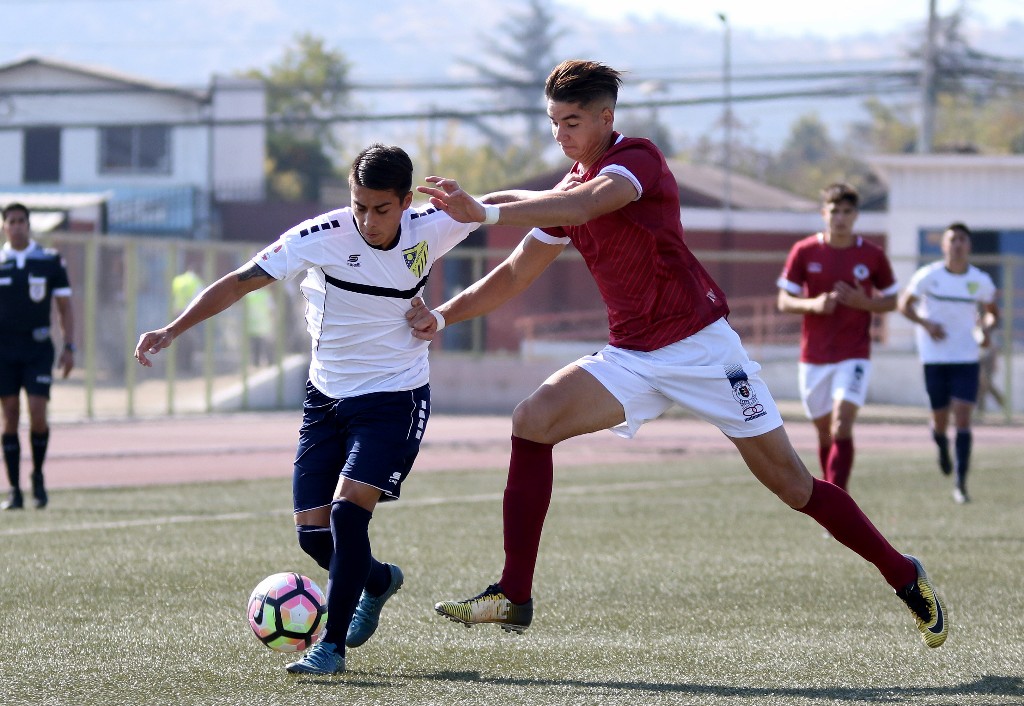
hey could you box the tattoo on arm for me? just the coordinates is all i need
[237,263,272,282]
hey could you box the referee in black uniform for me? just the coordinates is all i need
[0,203,74,510]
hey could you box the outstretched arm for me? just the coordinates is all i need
[135,263,274,367]
[407,234,565,340]
[418,172,636,229]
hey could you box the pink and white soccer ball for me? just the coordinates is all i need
[247,572,327,652]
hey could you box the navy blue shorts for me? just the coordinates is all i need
[292,380,430,513]
[0,340,55,399]
[923,362,980,410]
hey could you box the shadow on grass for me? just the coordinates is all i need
[392,672,1024,702]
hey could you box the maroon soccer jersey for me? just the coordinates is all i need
[778,234,897,364]
[541,134,728,351]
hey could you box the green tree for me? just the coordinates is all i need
[416,122,549,197]
[243,33,351,201]
[459,0,565,149]
[851,7,1024,156]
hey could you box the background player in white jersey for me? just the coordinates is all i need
[899,222,998,504]
[0,203,75,510]
[777,184,899,493]
[135,144,480,675]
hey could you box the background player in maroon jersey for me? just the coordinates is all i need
[408,60,947,650]
[777,184,899,492]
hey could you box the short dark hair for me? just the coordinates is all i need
[820,183,859,208]
[946,221,972,237]
[2,202,29,222]
[348,144,413,197]
[545,60,623,109]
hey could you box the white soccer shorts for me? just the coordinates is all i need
[798,358,872,420]
[575,317,784,440]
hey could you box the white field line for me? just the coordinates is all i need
[0,473,749,537]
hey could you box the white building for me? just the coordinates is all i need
[0,57,265,237]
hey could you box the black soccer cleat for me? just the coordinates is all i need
[31,472,48,509]
[1,488,23,511]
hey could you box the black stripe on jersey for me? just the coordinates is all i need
[409,208,437,220]
[299,219,343,237]
[324,271,430,299]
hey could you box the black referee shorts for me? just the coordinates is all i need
[0,340,55,399]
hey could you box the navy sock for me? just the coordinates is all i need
[955,429,972,488]
[323,500,373,651]
[29,431,49,475]
[363,558,391,597]
[296,525,333,571]
[2,434,19,489]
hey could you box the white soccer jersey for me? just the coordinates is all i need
[905,261,996,364]
[253,205,479,398]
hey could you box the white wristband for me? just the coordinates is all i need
[430,309,446,332]
[482,204,500,225]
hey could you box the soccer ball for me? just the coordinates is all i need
[247,572,328,652]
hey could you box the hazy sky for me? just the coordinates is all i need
[3,0,1022,151]
[560,0,1024,37]
[3,0,1022,87]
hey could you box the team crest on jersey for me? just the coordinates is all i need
[967,281,979,295]
[28,275,47,303]
[403,242,429,278]
[852,263,869,280]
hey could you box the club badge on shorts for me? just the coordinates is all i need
[725,363,767,422]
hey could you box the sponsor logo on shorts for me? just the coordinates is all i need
[389,471,402,485]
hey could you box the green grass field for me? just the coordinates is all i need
[2,444,1023,705]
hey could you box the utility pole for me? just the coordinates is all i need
[917,0,938,153]
[718,12,733,227]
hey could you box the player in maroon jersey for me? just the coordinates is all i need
[777,184,899,492]
[408,60,946,649]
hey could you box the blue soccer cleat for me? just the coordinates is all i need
[285,640,345,675]
[346,563,404,648]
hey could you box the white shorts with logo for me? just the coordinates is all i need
[798,358,872,419]
[575,317,784,440]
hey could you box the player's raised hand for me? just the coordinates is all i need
[417,177,486,224]
[406,296,439,341]
[135,328,174,367]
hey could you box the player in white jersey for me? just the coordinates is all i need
[135,144,480,675]
[899,223,998,504]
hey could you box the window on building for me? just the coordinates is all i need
[24,127,61,183]
[100,125,171,174]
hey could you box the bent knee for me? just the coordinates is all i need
[510,394,557,443]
